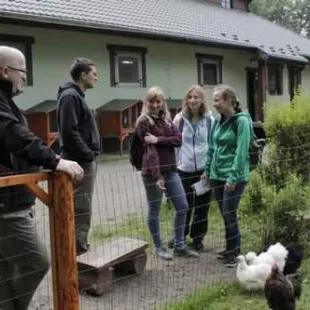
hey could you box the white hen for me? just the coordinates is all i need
[236,255,272,290]
[245,251,276,267]
[266,242,288,272]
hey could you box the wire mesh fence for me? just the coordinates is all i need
[0,153,306,310]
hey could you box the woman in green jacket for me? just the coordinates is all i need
[204,84,252,268]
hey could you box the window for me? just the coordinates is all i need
[196,53,223,86]
[268,64,283,95]
[0,34,34,86]
[107,44,147,87]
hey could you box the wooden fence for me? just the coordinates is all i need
[0,171,79,310]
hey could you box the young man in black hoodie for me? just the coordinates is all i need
[0,46,84,309]
[57,58,100,255]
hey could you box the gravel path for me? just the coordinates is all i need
[28,160,235,310]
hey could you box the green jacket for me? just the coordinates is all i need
[205,111,252,184]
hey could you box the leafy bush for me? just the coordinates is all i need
[263,93,310,183]
[261,174,310,247]
[242,172,309,247]
[243,94,310,247]
[241,169,271,215]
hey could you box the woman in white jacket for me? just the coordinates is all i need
[172,85,214,251]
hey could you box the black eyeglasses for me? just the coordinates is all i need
[7,66,27,74]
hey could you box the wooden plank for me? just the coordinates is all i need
[49,173,79,310]
[77,237,148,269]
[0,171,51,188]
[25,182,51,206]
[78,266,114,296]
[114,251,147,275]
[48,180,58,310]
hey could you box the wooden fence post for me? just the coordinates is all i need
[48,172,79,310]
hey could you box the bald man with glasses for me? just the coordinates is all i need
[0,46,84,309]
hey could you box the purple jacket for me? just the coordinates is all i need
[136,115,181,181]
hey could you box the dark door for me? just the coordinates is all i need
[288,66,302,101]
[246,68,258,121]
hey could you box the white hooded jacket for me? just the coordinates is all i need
[173,111,214,173]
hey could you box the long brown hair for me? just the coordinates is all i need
[213,84,242,112]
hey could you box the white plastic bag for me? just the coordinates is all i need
[191,179,210,196]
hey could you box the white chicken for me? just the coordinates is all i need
[245,251,276,267]
[266,242,288,272]
[236,255,272,290]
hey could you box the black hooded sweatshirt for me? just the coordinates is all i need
[56,82,100,163]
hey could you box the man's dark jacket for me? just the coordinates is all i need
[0,79,59,214]
[56,82,100,163]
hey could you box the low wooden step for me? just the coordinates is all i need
[77,237,148,296]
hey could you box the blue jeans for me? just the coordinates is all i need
[143,172,188,249]
[211,180,246,255]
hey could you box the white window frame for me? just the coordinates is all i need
[114,51,143,87]
[107,44,147,88]
[196,54,223,86]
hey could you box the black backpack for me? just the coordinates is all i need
[231,117,265,170]
[129,131,144,170]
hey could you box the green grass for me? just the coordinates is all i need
[163,258,310,310]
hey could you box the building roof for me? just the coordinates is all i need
[167,99,183,109]
[97,99,138,112]
[97,99,182,111]
[1,0,310,63]
[26,100,57,113]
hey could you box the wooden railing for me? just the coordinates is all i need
[0,172,79,310]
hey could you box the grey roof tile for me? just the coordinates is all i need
[1,0,310,62]
[97,99,138,112]
[26,100,57,113]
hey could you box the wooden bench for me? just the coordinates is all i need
[77,237,148,296]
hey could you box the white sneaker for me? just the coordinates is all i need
[154,246,173,260]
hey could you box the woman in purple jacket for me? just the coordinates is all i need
[136,86,199,260]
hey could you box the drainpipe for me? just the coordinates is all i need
[246,0,253,12]
[256,51,268,121]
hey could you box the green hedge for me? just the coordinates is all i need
[242,94,310,247]
[263,93,310,183]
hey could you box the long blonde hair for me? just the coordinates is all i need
[136,86,171,126]
[182,85,210,119]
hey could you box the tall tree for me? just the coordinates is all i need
[249,0,310,38]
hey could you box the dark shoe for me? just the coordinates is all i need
[216,249,230,259]
[223,254,237,268]
[76,243,89,256]
[167,239,174,249]
[191,240,204,252]
[174,246,199,258]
